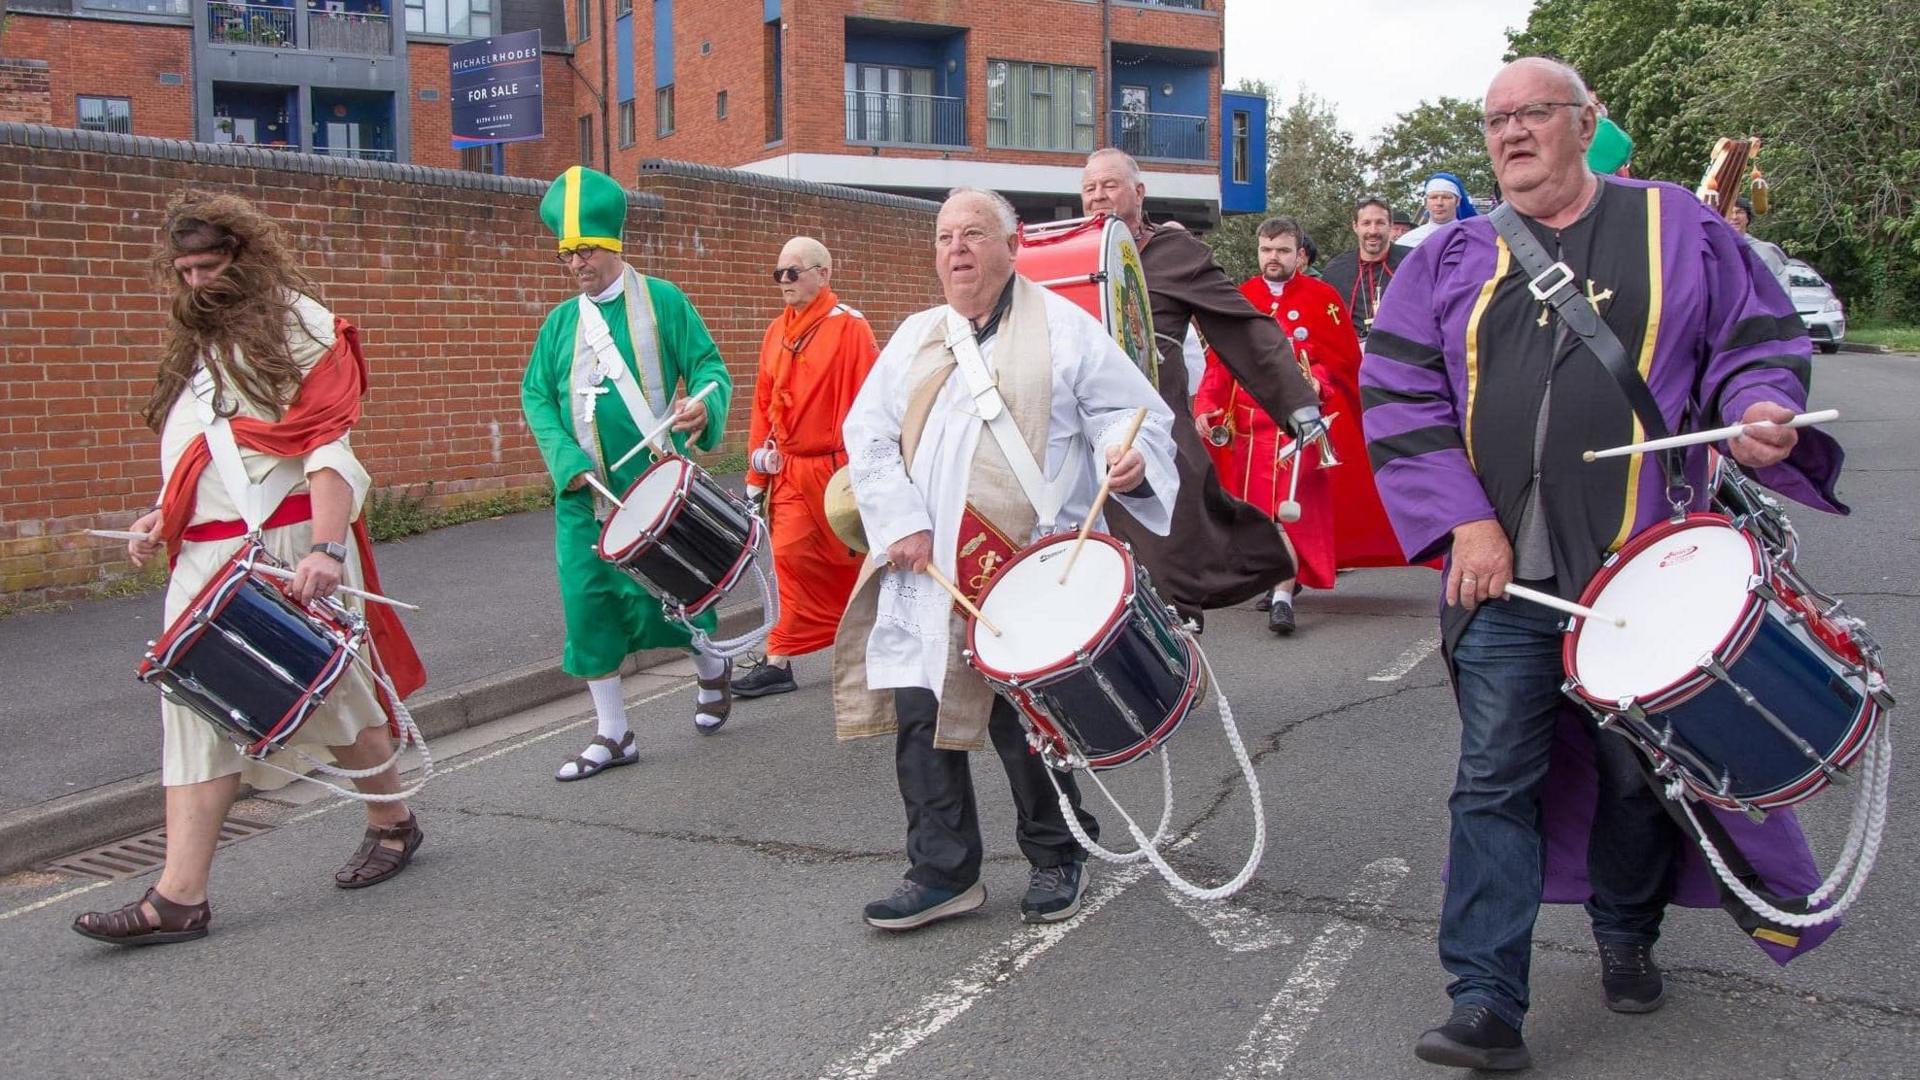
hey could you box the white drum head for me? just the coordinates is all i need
[972,539,1127,678]
[599,459,687,555]
[1571,520,1760,702]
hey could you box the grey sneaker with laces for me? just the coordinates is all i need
[1020,862,1089,924]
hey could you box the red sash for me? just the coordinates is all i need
[157,319,426,723]
[954,503,1018,612]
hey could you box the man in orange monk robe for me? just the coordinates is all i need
[733,236,880,697]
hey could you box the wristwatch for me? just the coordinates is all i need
[310,541,349,563]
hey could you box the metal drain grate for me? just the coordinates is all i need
[43,818,273,881]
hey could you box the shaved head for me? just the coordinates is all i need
[780,235,832,272]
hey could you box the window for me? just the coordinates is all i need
[716,90,728,120]
[575,0,591,41]
[460,145,493,172]
[77,96,132,136]
[578,114,594,166]
[655,85,675,136]
[82,0,188,12]
[764,20,782,142]
[987,60,1094,152]
[618,101,635,147]
[615,0,631,14]
[1231,110,1250,184]
[844,62,934,144]
[405,0,492,37]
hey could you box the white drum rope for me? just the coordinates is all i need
[1672,726,1889,929]
[682,522,781,660]
[1051,649,1266,901]
[1046,741,1176,865]
[256,649,434,804]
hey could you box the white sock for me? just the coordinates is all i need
[557,677,630,779]
[1270,587,1294,608]
[692,651,727,704]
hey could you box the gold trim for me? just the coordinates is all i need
[1609,187,1664,551]
[1462,238,1511,467]
[1753,927,1799,948]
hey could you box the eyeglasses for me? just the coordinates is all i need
[1476,102,1584,136]
[556,245,609,265]
[771,265,823,283]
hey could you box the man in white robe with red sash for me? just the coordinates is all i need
[835,188,1177,932]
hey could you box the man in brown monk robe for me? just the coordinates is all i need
[1078,148,1324,625]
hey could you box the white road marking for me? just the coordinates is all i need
[818,862,1153,1080]
[1218,857,1412,1079]
[1368,636,1439,682]
[1168,888,1293,953]
[0,879,111,924]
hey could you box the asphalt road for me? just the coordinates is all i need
[0,354,1914,1079]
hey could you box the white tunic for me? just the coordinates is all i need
[156,295,384,788]
[842,287,1178,696]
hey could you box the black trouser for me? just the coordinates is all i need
[894,688,1097,891]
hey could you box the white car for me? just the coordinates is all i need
[1786,260,1846,354]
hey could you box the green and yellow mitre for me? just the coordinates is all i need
[541,166,625,254]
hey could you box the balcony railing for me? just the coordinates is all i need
[844,91,967,147]
[1109,109,1209,161]
[209,2,295,48]
[310,10,391,55]
[314,145,397,161]
[1128,0,1209,9]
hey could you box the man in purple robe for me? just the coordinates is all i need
[1361,58,1846,1071]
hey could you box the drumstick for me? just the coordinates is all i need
[924,563,1002,637]
[250,563,423,612]
[1582,409,1839,462]
[1503,582,1624,628]
[609,382,719,473]
[580,471,626,509]
[1059,407,1150,584]
[87,528,155,542]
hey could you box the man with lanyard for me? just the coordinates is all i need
[1361,58,1846,1070]
[520,166,737,780]
[1320,196,1407,343]
[75,193,428,945]
[835,188,1177,931]
[1078,148,1323,629]
[733,236,879,698]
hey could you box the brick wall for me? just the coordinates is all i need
[2,14,193,138]
[0,126,940,602]
[0,59,53,125]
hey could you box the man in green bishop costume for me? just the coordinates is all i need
[521,166,737,781]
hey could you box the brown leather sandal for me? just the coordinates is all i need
[72,887,210,946]
[693,671,732,735]
[334,813,424,889]
[554,731,638,781]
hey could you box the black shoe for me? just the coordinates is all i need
[1253,594,1272,612]
[732,660,796,699]
[1020,862,1089,924]
[1599,941,1666,1013]
[862,879,986,931]
[1268,602,1296,636]
[1413,1004,1531,1071]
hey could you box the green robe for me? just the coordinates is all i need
[521,272,734,678]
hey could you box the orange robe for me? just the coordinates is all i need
[748,288,879,656]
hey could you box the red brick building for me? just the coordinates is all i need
[554,0,1234,224]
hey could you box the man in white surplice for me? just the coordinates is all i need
[834,187,1177,932]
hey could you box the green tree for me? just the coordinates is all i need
[1206,80,1370,282]
[1369,97,1496,213]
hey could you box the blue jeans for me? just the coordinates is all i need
[1438,589,1676,1029]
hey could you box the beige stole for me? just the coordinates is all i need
[831,276,1055,751]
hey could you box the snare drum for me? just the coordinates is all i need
[1563,514,1892,813]
[138,546,365,759]
[1709,450,1800,566]
[1017,214,1157,381]
[965,532,1202,771]
[596,456,762,619]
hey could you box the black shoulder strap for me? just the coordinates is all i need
[1488,201,1682,482]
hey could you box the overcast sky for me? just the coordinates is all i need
[1221,0,1538,147]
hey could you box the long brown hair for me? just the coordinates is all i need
[141,193,327,432]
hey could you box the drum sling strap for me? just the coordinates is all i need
[572,267,669,521]
[1488,202,1687,493]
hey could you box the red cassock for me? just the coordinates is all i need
[1193,278,1338,589]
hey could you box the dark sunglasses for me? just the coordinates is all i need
[772,265,823,283]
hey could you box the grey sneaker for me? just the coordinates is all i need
[862,879,986,931]
[1020,862,1089,924]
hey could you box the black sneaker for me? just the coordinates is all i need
[1413,1004,1531,1071]
[1020,862,1089,924]
[862,879,986,931]
[732,660,797,699]
[1268,602,1296,636]
[1599,941,1666,1013]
